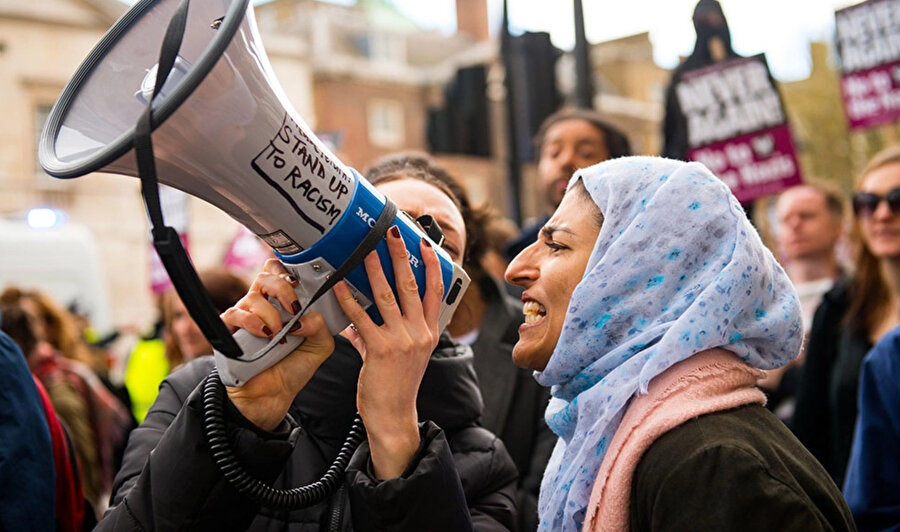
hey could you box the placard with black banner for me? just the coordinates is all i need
[676,54,802,203]
[836,0,900,130]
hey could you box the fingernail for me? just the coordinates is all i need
[390,226,401,239]
[291,300,302,314]
[286,275,298,284]
[288,321,302,332]
[279,337,287,345]
[421,237,432,248]
[262,326,273,337]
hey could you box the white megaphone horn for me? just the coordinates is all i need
[39,0,470,387]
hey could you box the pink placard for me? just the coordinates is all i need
[223,226,272,274]
[841,63,900,130]
[676,54,802,202]
[688,125,802,204]
[836,0,900,130]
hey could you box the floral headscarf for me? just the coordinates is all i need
[535,157,802,531]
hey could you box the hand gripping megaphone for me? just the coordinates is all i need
[39,0,470,388]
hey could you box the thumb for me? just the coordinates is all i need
[291,313,333,356]
[339,325,366,361]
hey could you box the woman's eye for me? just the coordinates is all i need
[546,242,566,253]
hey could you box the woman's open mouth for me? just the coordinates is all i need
[523,300,546,324]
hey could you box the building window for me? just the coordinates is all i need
[367,99,404,148]
[368,32,405,64]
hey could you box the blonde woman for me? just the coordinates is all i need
[794,145,900,486]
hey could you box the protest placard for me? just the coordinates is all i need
[676,54,802,203]
[836,0,900,131]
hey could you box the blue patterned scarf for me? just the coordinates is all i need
[535,157,802,531]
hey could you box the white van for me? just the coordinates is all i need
[0,218,113,336]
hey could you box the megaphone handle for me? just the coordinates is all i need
[214,258,370,386]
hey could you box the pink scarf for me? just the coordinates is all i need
[583,348,767,532]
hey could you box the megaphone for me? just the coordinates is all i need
[39,0,470,386]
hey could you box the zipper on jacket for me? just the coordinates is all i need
[328,483,346,532]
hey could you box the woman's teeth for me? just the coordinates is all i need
[523,300,546,324]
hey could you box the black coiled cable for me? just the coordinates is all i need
[201,367,367,510]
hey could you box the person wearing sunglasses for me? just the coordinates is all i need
[793,144,900,488]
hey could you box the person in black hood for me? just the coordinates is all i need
[97,157,518,531]
[661,0,741,161]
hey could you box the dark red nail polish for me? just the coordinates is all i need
[422,237,432,248]
[279,337,287,344]
[291,301,302,314]
[390,226,401,239]
[262,326,273,337]
[288,321,302,332]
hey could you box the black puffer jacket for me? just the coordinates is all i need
[99,336,518,531]
[792,278,871,487]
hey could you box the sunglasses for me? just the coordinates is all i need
[852,188,900,218]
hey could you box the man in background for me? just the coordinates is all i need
[775,183,846,331]
[503,108,631,262]
[761,183,846,423]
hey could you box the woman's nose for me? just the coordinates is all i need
[505,243,539,287]
[872,198,896,220]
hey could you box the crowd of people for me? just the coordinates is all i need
[3,0,900,530]
[6,105,898,532]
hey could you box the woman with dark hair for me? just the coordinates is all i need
[366,153,556,531]
[794,145,900,486]
[503,156,852,531]
[0,287,95,367]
